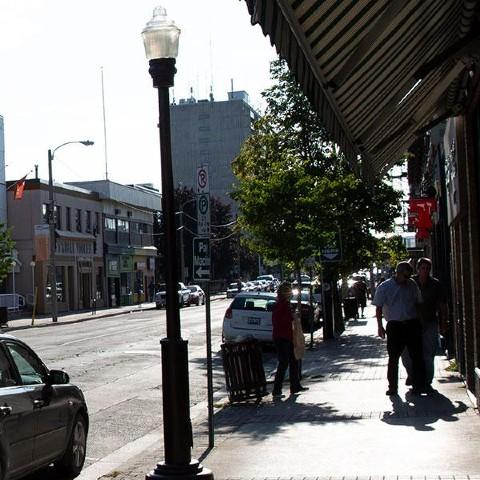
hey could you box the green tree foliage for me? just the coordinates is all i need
[232,59,402,274]
[373,235,409,270]
[0,223,15,283]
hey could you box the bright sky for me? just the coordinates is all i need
[0,1,276,189]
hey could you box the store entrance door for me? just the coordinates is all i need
[80,273,90,310]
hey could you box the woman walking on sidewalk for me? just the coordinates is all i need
[271,283,308,398]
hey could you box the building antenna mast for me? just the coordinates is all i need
[101,66,109,180]
[209,36,214,101]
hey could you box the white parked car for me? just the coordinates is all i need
[226,282,246,298]
[257,275,277,291]
[222,292,277,342]
[155,282,191,309]
[188,285,205,306]
[222,291,322,343]
[249,280,262,292]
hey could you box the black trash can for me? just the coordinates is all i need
[343,297,358,320]
[0,306,8,326]
[221,338,268,403]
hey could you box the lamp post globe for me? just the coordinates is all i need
[142,6,212,480]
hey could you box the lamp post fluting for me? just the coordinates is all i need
[48,140,94,322]
[142,6,213,480]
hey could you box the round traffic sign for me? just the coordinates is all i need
[197,168,208,189]
[198,194,209,214]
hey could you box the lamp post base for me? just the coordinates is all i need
[146,460,213,480]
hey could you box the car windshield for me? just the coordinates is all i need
[188,286,198,292]
[158,284,166,291]
[228,283,239,289]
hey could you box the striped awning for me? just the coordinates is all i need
[244,0,479,180]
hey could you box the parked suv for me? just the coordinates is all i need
[155,282,191,309]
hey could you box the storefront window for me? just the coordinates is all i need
[104,217,116,230]
[55,206,62,229]
[85,210,92,233]
[75,209,82,232]
[117,219,129,232]
[66,207,71,231]
[96,267,103,299]
[42,204,49,224]
[45,266,65,303]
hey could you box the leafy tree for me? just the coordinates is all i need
[232,59,402,275]
[372,235,409,271]
[0,223,15,284]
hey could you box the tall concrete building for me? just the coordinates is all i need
[170,90,259,208]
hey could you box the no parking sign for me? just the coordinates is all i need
[196,166,210,236]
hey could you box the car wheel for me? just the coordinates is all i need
[55,414,87,478]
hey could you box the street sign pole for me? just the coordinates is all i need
[309,266,314,350]
[204,280,214,448]
[195,165,213,447]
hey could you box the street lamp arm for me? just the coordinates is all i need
[52,140,94,157]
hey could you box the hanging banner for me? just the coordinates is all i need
[408,197,437,239]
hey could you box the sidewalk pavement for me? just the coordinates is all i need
[88,304,480,480]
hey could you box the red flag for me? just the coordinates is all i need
[14,176,27,200]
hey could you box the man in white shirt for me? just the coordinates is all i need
[372,261,425,396]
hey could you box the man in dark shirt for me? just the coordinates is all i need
[402,257,448,392]
[352,278,368,318]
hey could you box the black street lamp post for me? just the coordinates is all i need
[142,7,213,480]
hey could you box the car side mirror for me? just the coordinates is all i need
[47,369,70,385]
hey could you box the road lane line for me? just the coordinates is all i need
[61,326,154,346]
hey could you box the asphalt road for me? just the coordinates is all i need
[14,298,267,479]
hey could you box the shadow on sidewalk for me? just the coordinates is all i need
[382,391,469,431]
[211,396,360,439]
